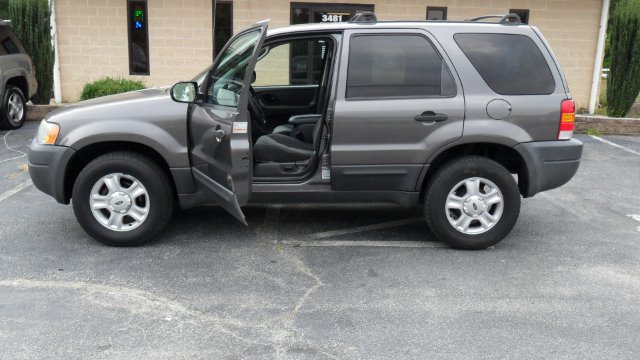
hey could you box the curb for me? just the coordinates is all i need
[26,104,63,122]
[575,115,640,136]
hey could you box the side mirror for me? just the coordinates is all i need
[170,81,197,103]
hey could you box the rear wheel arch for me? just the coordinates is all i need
[64,142,177,203]
[419,142,529,200]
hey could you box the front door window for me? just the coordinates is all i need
[205,29,262,108]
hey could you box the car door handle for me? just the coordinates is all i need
[215,129,225,142]
[415,111,448,122]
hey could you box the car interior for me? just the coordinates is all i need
[249,35,335,180]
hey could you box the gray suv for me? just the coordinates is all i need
[0,21,37,129]
[28,15,583,249]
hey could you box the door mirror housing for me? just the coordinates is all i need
[170,81,198,103]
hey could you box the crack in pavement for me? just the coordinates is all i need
[258,204,338,359]
[0,278,273,349]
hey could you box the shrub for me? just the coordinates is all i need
[607,0,640,117]
[80,78,146,101]
[9,0,54,104]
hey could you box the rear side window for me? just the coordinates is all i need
[347,34,455,99]
[0,27,21,55]
[454,33,555,95]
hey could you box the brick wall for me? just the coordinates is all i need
[232,0,603,109]
[55,0,213,102]
[55,0,602,108]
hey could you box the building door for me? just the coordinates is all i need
[290,2,374,24]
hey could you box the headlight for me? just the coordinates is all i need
[36,120,60,145]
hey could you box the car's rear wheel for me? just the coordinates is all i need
[424,156,521,250]
[0,86,26,129]
[72,152,174,246]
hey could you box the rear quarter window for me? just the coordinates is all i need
[454,33,555,95]
[0,26,23,55]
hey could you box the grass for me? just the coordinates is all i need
[586,128,603,136]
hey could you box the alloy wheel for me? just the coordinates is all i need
[445,177,504,235]
[89,173,150,232]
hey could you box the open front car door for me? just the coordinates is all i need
[188,21,268,224]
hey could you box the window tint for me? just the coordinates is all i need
[347,35,455,99]
[426,7,447,20]
[127,0,150,75]
[454,33,555,95]
[0,27,20,55]
[254,39,329,86]
[214,1,233,57]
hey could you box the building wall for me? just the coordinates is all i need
[232,0,603,109]
[55,0,603,108]
[55,0,213,102]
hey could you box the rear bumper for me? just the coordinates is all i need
[514,138,583,197]
[28,140,75,204]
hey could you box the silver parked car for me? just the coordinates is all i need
[0,21,37,129]
[28,14,583,249]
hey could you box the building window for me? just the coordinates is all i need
[127,0,150,75]
[426,6,447,20]
[509,9,530,24]
[213,1,233,58]
[291,2,374,24]
[347,34,455,99]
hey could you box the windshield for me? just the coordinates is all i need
[205,29,261,108]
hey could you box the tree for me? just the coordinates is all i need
[8,0,54,104]
[607,0,640,117]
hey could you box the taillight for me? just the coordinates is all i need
[558,99,575,140]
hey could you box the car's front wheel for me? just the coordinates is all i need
[0,85,27,129]
[72,152,174,246]
[424,156,521,250]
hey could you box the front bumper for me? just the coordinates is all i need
[514,138,583,197]
[28,140,75,204]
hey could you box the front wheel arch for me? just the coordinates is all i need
[64,142,177,204]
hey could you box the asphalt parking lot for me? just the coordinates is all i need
[1,122,639,359]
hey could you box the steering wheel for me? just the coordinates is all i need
[248,87,267,125]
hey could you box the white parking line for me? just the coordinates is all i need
[0,130,28,164]
[627,214,640,233]
[308,218,424,240]
[590,135,640,156]
[278,239,445,248]
[0,180,32,203]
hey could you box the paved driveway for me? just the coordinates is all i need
[0,122,639,359]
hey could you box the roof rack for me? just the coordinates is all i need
[349,12,377,24]
[465,14,522,24]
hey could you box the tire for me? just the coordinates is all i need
[0,86,27,130]
[72,152,174,246]
[424,156,521,250]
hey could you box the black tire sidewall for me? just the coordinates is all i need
[1,86,26,129]
[425,156,521,250]
[72,152,174,246]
